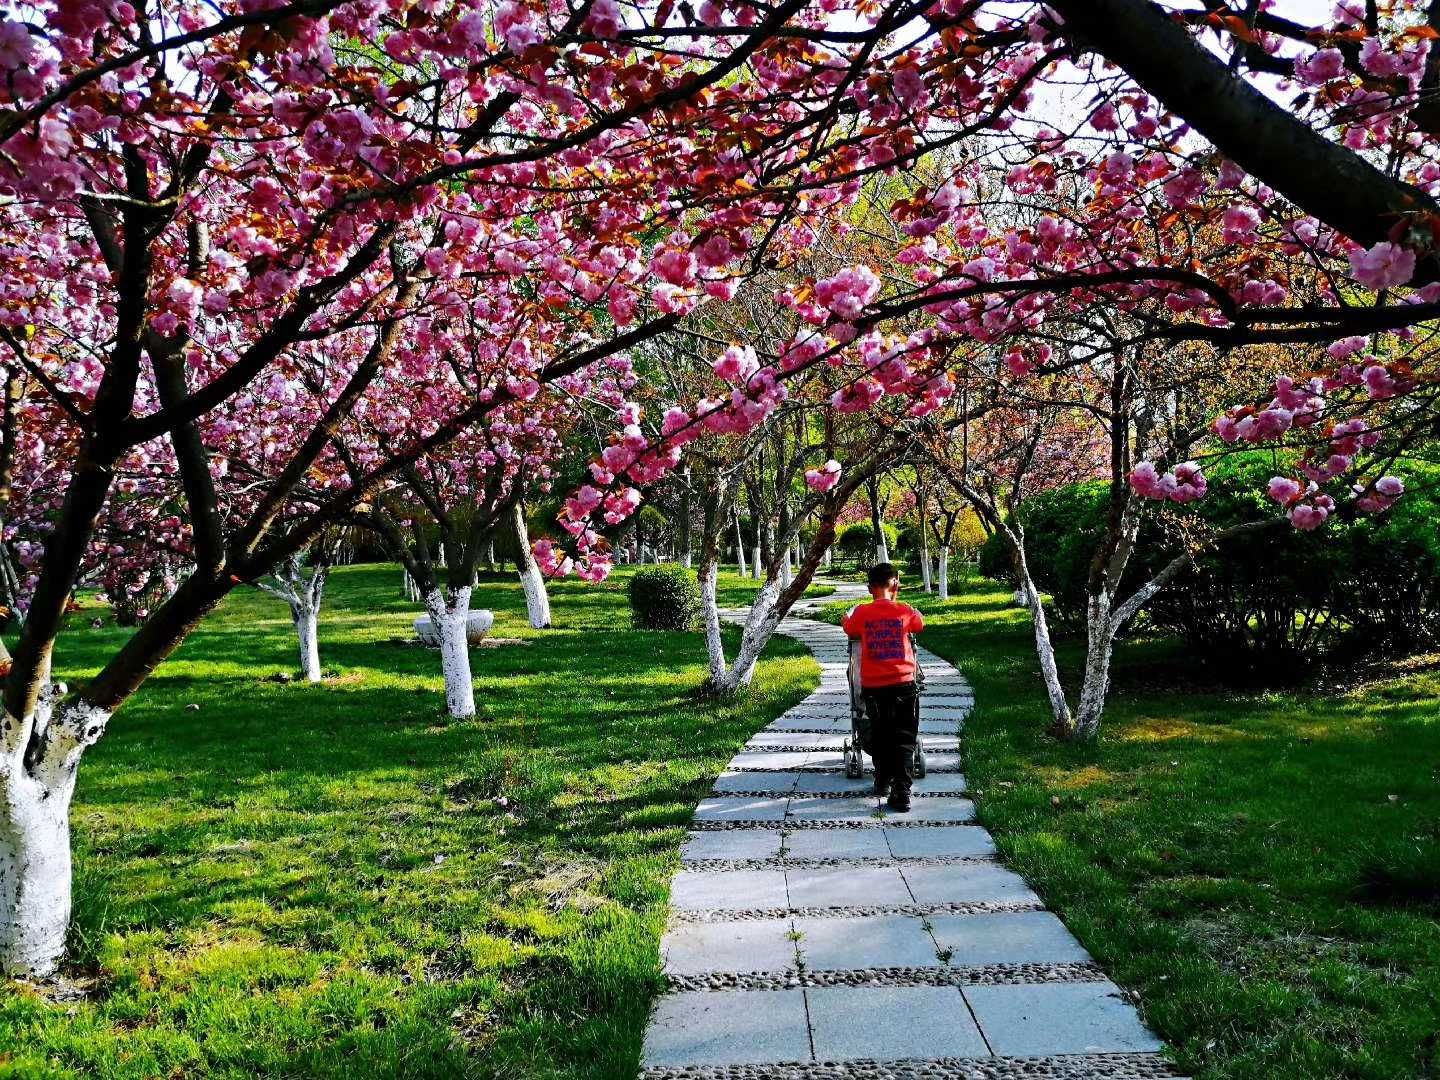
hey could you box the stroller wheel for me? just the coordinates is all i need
[913,747,927,779]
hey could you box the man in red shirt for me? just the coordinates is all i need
[841,563,925,812]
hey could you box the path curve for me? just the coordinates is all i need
[641,583,1186,1080]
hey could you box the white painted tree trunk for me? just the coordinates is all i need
[875,540,890,563]
[261,558,328,682]
[710,577,782,693]
[1070,590,1120,740]
[1018,573,1072,732]
[424,588,475,718]
[512,502,551,629]
[699,559,727,683]
[822,547,832,570]
[0,691,111,976]
[750,544,762,580]
[937,546,951,600]
[0,770,74,977]
[920,538,933,593]
[294,600,322,683]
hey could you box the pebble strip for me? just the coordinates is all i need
[666,962,1108,992]
[641,1054,1187,1080]
[669,900,1047,924]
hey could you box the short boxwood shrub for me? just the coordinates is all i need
[627,565,700,630]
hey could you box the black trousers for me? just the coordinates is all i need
[859,683,919,793]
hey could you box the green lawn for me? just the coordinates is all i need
[0,565,818,1079]
[824,577,1440,1080]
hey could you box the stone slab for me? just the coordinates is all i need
[883,826,994,859]
[806,986,989,1061]
[787,797,886,822]
[727,752,817,771]
[747,733,840,749]
[770,717,848,732]
[661,919,799,975]
[671,870,789,910]
[910,773,968,794]
[713,771,802,794]
[783,829,889,860]
[786,866,912,908]
[918,721,962,735]
[695,797,790,822]
[923,695,976,708]
[642,989,812,1066]
[885,797,976,823]
[794,773,875,794]
[928,910,1093,967]
[792,914,941,971]
[683,831,783,862]
[901,863,1040,905]
[919,708,971,721]
[963,981,1163,1056]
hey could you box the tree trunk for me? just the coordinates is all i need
[1015,566,1072,734]
[869,494,889,564]
[292,599,322,683]
[0,770,74,977]
[679,472,693,569]
[699,557,726,683]
[1069,611,1117,742]
[0,690,111,976]
[710,576,782,693]
[511,502,551,629]
[750,543,762,580]
[920,530,932,594]
[710,507,842,694]
[424,588,475,718]
[734,515,748,577]
[937,546,951,600]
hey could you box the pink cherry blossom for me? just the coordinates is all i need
[815,266,881,321]
[1266,476,1302,504]
[1348,242,1416,291]
[804,459,842,492]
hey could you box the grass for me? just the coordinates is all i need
[822,575,1440,1080]
[0,565,818,1079]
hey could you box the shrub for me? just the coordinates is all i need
[973,454,1440,673]
[627,565,700,630]
[1328,471,1440,656]
[837,522,899,566]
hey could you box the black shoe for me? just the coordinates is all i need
[872,776,891,799]
[886,789,912,813]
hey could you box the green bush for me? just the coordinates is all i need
[837,522,899,566]
[975,453,1440,672]
[626,565,700,630]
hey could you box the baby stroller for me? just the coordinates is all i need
[843,634,926,780]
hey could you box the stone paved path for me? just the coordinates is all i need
[640,583,1186,1080]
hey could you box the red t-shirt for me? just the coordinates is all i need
[841,598,925,688]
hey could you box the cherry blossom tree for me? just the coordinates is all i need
[2,0,1440,982]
